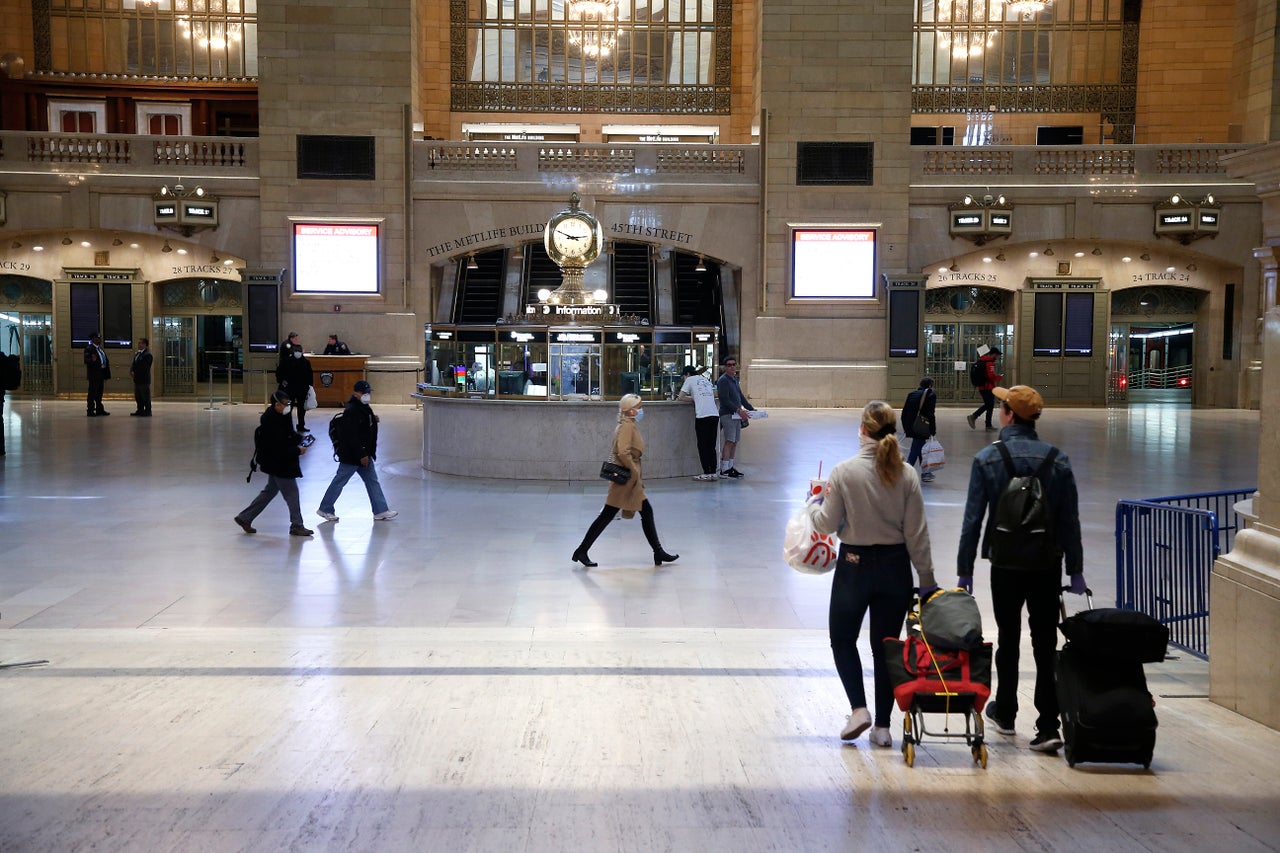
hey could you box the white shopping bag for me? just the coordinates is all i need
[921,437,946,472]
[783,501,839,575]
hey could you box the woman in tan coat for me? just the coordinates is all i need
[572,394,680,568]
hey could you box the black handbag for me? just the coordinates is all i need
[600,460,631,485]
[910,415,932,439]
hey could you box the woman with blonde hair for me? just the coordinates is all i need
[572,394,680,568]
[808,400,936,748]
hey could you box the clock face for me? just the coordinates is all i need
[552,216,594,259]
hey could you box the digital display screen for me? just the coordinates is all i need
[292,222,380,294]
[791,229,876,299]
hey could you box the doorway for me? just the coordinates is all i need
[922,321,1012,402]
[1109,321,1194,404]
[0,313,53,395]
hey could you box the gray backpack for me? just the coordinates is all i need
[917,588,983,650]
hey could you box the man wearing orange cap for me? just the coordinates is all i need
[957,384,1087,755]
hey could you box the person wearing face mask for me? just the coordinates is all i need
[275,341,314,433]
[571,394,678,568]
[129,338,153,416]
[235,390,312,536]
[316,380,398,522]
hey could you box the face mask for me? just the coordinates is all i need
[360,394,371,404]
[293,350,302,359]
[633,409,645,422]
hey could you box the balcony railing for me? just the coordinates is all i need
[913,144,1255,184]
[418,141,758,185]
[0,132,258,173]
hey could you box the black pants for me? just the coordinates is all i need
[990,566,1061,735]
[829,543,913,728]
[577,499,663,554]
[134,381,152,414]
[694,416,718,474]
[86,376,105,413]
[971,388,996,427]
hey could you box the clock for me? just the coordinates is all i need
[544,193,603,267]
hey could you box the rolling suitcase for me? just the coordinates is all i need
[1056,589,1159,768]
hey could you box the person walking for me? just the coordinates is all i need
[807,401,937,749]
[900,377,937,482]
[129,338,153,416]
[235,390,313,537]
[966,345,1003,431]
[276,342,314,433]
[957,384,1088,754]
[84,334,110,416]
[677,364,720,481]
[715,354,754,478]
[316,380,398,522]
[571,394,679,568]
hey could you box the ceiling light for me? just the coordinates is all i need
[1007,0,1052,17]
[1091,246,1102,256]
[1122,256,1132,263]
[177,248,187,255]
[593,289,609,302]
[1187,262,1197,272]
[1140,253,1151,261]
[10,240,20,249]
[161,240,173,253]
[80,241,91,248]
[982,256,993,263]
[211,252,221,264]
[695,255,707,272]
[62,235,73,245]
[1074,251,1085,258]
[223,258,235,265]
[995,252,1006,261]
[32,245,43,252]
[112,235,123,246]
[466,254,478,270]
[949,260,959,272]
[1043,245,1054,256]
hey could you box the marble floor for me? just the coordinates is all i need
[1,398,1276,852]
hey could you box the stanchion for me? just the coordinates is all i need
[204,365,221,411]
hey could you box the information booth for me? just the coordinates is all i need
[417,324,718,479]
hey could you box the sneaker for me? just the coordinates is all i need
[723,468,745,479]
[868,727,893,748]
[966,413,977,430]
[984,701,1015,735]
[717,471,731,479]
[373,510,399,520]
[289,525,314,536]
[921,472,935,482]
[841,707,872,741]
[234,516,257,534]
[1029,731,1063,753]
[317,510,339,522]
[985,425,997,431]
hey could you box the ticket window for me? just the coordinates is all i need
[602,343,652,399]
[496,342,548,397]
[653,342,690,399]
[549,343,600,398]
[460,343,495,393]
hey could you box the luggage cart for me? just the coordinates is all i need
[885,635,993,768]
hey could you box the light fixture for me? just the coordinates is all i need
[210,252,221,264]
[1187,262,1197,272]
[935,0,1001,58]
[948,192,1013,245]
[1043,245,1054,256]
[10,240,20,249]
[592,289,609,302]
[949,260,960,272]
[112,235,123,246]
[1140,253,1151,261]
[1074,251,1085,258]
[466,254,479,270]
[161,240,173,253]
[62,235,73,245]
[1154,193,1220,245]
[995,252,1006,261]
[154,181,219,236]
[537,288,552,302]
[695,255,707,272]
[1007,0,1053,17]
[80,241,92,248]
[567,0,619,58]
[1091,246,1103,256]
[176,1,243,50]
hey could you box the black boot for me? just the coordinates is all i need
[573,511,612,568]
[641,502,679,566]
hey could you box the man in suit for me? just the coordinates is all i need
[84,334,110,417]
[130,338,154,416]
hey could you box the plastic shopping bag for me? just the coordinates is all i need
[921,437,946,473]
[783,501,839,575]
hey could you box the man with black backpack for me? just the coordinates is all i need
[315,380,397,523]
[957,384,1087,755]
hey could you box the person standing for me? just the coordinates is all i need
[84,334,110,417]
[677,364,719,481]
[235,390,313,537]
[966,345,1003,431]
[715,354,754,479]
[279,331,301,363]
[316,380,398,522]
[808,401,936,749]
[571,394,679,568]
[900,377,937,482]
[276,343,314,433]
[323,334,351,355]
[129,338,153,417]
[957,384,1088,754]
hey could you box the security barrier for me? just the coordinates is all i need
[1115,488,1255,660]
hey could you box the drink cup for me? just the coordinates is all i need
[809,478,829,501]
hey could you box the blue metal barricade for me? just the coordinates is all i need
[1115,488,1255,660]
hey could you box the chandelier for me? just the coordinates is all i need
[567,0,619,59]
[177,0,243,49]
[935,0,1002,58]
[1006,0,1050,16]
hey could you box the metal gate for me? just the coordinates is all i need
[922,321,1012,402]
[20,314,53,395]
[1115,488,1254,660]
[153,315,196,394]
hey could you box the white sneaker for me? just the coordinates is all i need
[373,510,399,520]
[869,727,893,748]
[316,510,339,522]
[841,707,872,741]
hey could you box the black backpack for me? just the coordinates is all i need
[246,423,266,482]
[0,353,20,391]
[988,441,1061,571]
[969,359,986,387]
[328,410,345,461]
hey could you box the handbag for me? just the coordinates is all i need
[910,414,932,440]
[921,437,946,472]
[783,501,838,575]
[600,460,631,485]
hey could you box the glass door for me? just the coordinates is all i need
[1107,323,1129,404]
[922,322,1012,402]
[153,316,196,395]
[17,314,53,395]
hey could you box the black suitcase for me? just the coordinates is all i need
[1056,643,1157,768]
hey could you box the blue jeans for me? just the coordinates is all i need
[829,543,914,727]
[319,460,390,515]
[239,475,304,527]
[905,436,926,467]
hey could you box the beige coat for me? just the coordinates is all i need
[605,418,646,517]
